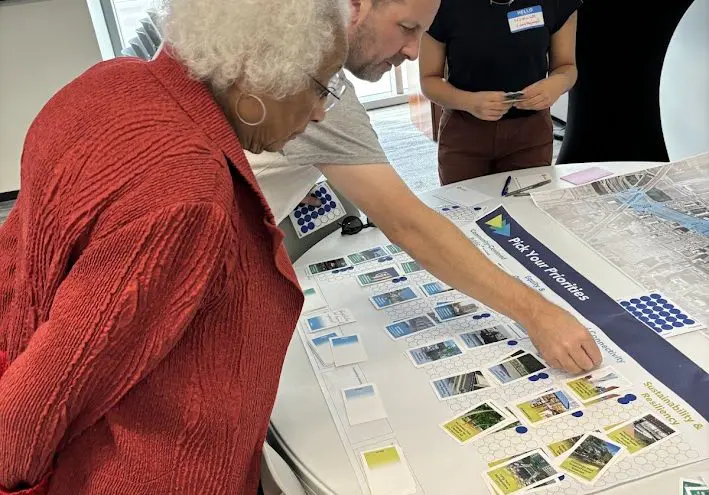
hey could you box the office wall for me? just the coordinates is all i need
[0,0,103,193]
[659,0,709,160]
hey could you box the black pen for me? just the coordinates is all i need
[501,175,512,196]
[507,179,552,196]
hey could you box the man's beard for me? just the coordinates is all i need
[346,17,392,82]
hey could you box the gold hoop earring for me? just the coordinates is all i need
[234,93,267,126]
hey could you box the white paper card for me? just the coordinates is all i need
[301,283,328,314]
[342,383,387,425]
[305,309,356,333]
[309,331,338,367]
[330,334,368,366]
[360,444,416,495]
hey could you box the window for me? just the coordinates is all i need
[107,0,154,49]
[95,0,410,108]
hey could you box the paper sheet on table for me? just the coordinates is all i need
[512,172,551,190]
[433,184,494,206]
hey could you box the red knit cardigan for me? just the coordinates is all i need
[0,48,303,494]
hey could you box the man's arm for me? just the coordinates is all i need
[320,162,602,373]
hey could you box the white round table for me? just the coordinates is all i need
[271,162,709,495]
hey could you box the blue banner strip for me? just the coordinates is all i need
[477,206,709,419]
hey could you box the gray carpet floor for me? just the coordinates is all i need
[368,103,562,195]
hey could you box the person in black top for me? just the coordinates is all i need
[420,0,582,185]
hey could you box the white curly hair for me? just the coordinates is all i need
[158,0,350,98]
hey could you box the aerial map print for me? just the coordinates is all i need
[532,153,709,329]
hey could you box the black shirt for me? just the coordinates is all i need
[428,0,581,118]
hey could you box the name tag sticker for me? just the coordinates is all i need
[508,5,545,33]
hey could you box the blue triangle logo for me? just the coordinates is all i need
[493,221,511,236]
[485,215,511,236]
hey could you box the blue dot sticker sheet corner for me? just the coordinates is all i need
[617,290,705,338]
[289,182,347,239]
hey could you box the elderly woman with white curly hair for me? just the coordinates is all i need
[0,0,347,493]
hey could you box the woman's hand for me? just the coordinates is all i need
[514,76,567,111]
[466,91,514,121]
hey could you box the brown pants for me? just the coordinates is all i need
[437,109,554,185]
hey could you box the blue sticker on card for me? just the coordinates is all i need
[508,5,545,33]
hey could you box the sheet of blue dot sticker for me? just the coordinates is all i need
[617,291,704,338]
[433,204,486,227]
[289,182,346,239]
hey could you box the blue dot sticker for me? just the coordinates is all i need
[538,372,549,380]
[559,475,565,481]
[572,411,584,418]
[515,426,528,434]
[314,190,322,197]
[507,340,518,346]
[474,206,482,211]
[307,222,315,230]
[442,207,450,212]
[481,313,491,318]
[300,226,308,234]
[618,393,637,405]
[528,375,540,382]
[620,300,630,307]
[319,187,326,194]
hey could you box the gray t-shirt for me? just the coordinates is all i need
[245,76,389,223]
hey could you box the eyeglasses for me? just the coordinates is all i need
[339,216,376,235]
[311,70,348,112]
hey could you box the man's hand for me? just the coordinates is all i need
[521,302,602,373]
[513,76,567,111]
[466,91,514,121]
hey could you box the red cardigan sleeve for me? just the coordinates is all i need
[0,201,229,491]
